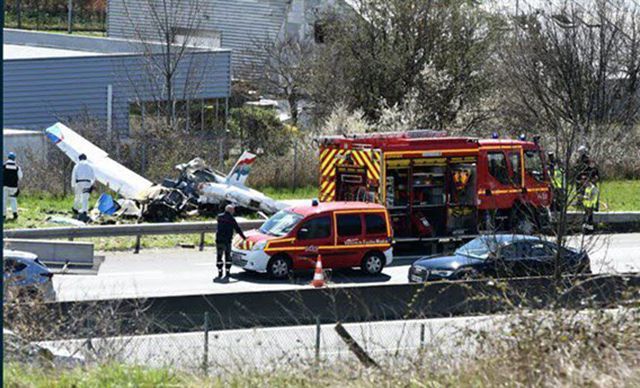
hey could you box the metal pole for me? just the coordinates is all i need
[203,311,209,375]
[67,0,73,34]
[16,0,22,29]
[141,102,147,175]
[292,140,298,191]
[315,316,321,365]
[107,85,113,135]
[199,232,205,251]
[420,323,425,349]
[200,99,204,132]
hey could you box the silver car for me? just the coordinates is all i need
[3,250,56,302]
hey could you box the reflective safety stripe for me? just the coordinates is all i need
[582,185,598,208]
[265,243,392,254]
[552,169,564,188]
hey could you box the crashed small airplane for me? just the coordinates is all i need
[45,122,286,222]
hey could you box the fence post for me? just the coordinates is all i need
[134,235,141,254]
[203,312,209,376]
[67,0,73,34]
[315,316,321,365]
[420,323,425,349]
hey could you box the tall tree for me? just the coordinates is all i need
[308,0,498,130]
[496,0,640,278]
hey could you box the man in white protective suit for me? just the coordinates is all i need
[71,153,95,221]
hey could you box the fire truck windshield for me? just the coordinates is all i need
[259,210,304,237]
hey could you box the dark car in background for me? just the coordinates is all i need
[408,235,591,283]
[3,250,56,301]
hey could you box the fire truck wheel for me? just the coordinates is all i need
[267,255,291,279]
[511,206,536,235]
[361,252,385,275]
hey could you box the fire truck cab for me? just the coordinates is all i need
[317,131,551,244]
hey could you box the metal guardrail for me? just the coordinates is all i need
[3,220,265,254]
[3,212,638,254]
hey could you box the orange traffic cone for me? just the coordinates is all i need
[310,254,325,288]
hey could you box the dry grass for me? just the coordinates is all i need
[4,306,639,387]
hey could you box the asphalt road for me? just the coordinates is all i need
[53,233,640,302]
[40,314,497,370]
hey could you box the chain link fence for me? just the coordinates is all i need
[4,0,106,34]
[35,315,491,374]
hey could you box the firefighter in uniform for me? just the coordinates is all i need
[575,146,600,211]
[71,154,95,222]
[580,176,599,232]
[547,152,565,211]
[215,204,246,280]
[3,152,23,220]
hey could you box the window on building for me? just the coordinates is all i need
[365,214,387,234]
[337,214,362,237]
[173,28,221,48]
[487,152,510,185]
[314,21,326,44]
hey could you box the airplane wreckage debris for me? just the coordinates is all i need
[45,123,287,223]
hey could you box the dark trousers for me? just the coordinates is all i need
[216,241,232,274]
[583,207,595,231]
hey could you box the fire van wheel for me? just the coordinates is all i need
[361,252,384,275]
[267,255,291,279]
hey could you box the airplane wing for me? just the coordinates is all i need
[225,151,257,187]
[45,122,154,199]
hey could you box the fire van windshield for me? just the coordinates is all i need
[259,210,304,237]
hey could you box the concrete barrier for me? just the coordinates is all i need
[37,273,640,339]
[3,238,94,267]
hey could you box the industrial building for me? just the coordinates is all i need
[106,0,354,77]
[3,29,232,136]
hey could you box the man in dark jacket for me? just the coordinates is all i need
[216,204,246,280]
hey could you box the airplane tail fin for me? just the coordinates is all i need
[225,151,257,186]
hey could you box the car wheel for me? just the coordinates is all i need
[459,268,481,280]
[361,252,384,275]
[267,256,291,279]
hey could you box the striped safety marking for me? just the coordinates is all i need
[319,147,382,202]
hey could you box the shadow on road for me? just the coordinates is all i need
[230,268,392,285]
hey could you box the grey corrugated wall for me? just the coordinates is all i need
[107,0,289,77]
[3,50,231,134]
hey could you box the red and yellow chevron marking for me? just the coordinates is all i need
[319,147,383,202]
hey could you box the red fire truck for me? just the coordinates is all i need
[317,130,552,244]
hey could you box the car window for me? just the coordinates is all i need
[488,152,510,185]
[3,259,16,272]
[14,262,27,272]
[501,242,528,259]
[509,152,522,186]
[298,216,331,240]
[365,214,387,235]
[337,214,362,237]
[529,243,554,257]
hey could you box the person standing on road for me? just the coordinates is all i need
[580,176,599,233]
[71,154,95,222]
[3,152,23,221]
[215,204,246,280]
